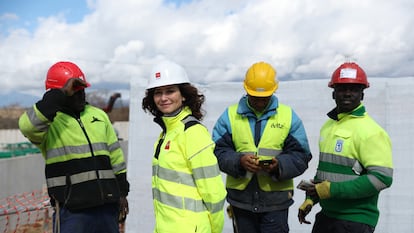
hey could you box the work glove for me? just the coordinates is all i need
[315,180,331,199]
[118,196,129,223]
[298,199,314,224]
[61,78,87,96]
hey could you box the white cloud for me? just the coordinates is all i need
[0,13,19,21]
[0,0,413,97]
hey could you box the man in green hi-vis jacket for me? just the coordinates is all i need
[298,61,393,233]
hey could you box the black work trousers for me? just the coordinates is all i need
[312,212,375,233]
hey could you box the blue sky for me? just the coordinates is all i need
[0,0,90,33]
[0,0,413,107]
[0,0,191,34]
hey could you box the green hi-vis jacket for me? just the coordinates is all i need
[18,89,129,210]
[227,104,292,191]
[316,104,393,227]
[152,107,226,233]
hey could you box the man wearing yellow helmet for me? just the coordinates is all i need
[212,61,312,233]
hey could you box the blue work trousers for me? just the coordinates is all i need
[53,203,119,233]
[232,206,289,233]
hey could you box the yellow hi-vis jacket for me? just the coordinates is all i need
[152,107,226,233]
[18,90,128,210]
[315,104,393,227]
[226,103,293,191]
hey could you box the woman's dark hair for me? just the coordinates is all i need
[142,83,205,120]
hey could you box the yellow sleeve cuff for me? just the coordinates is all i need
[315,180,331,199]
[299,199,314,210]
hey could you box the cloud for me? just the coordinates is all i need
[0,0,413,98]
[0,13,19,21]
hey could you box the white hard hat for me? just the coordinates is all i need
[147,60,190,89]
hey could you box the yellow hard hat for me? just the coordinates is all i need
[243,61,278,97]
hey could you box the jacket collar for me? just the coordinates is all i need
[237,95,279,119]
[154,106,192,132]
[327,104,366,121]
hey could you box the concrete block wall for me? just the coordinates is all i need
[0,126,129,199]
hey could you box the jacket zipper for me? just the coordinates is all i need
[77,117,105,201]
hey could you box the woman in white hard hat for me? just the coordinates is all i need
[142,60,227,233]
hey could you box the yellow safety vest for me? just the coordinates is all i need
[226,103,293,191]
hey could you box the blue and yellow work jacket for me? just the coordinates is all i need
[212,95,312,212]
[315,104,393,227]
[152,107,226,233]
[18,89,129,210]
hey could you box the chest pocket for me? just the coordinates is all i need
[333,129,352,154]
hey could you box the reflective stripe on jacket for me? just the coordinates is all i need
[226,103,293,191]
[316,104,393,227]
[19,93,127,210]
[152,107,226,233]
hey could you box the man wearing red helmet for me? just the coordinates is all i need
[297,62,393,233]
[18,61,130,233]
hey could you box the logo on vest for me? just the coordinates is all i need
[91,116,102,123]
[164,141,170,150]
[335,140,343,152]
[271,123,284,128]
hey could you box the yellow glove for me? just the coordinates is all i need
[315,180,331,199]
[298,199,314,224]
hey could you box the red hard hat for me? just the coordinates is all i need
[328,62,369,88]
[45,61,91,90]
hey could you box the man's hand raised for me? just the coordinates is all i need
[61,78,87,96]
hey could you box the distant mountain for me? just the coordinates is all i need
[0,92,39,108]
[0,81,131,108]
[0,90,131,109]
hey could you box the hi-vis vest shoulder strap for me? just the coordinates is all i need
[226,103,293,191]
[182,115,200,130]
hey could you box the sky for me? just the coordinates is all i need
[0,0,413,106]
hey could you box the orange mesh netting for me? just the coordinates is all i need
[0,189,126,233]
[0,189,52,233]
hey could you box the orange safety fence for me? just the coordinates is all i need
[0,189,52,233]
[0,189,126,233]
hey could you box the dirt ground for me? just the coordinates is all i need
[0,106,128,129]
[0,107,24,119]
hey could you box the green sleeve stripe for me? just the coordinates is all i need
[318,161,355,175]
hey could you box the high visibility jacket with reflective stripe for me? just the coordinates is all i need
[213,95,312,212]
[19,97,127,210]
[227,103,293,191]
[152,107,226,233]
[316,104,393,227]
